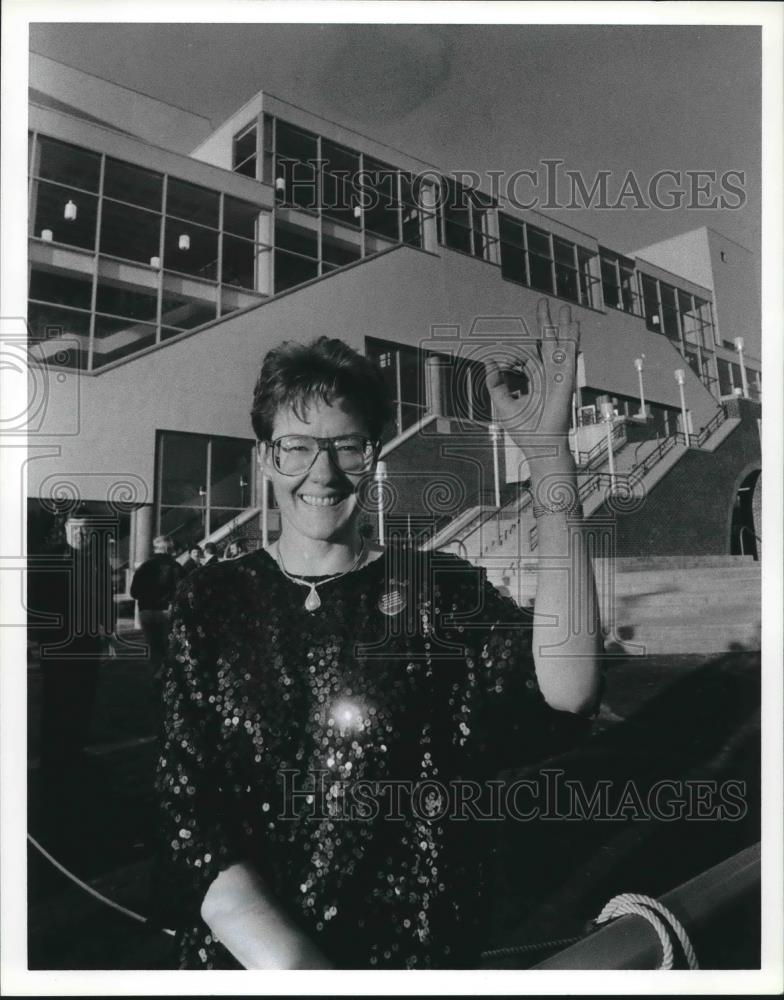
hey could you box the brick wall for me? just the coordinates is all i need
[375,421,500,540]
[590,400,761,557]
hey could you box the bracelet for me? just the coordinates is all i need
[531,501,584,519]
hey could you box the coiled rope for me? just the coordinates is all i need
[594,892,699,969]
[27,833,175,937]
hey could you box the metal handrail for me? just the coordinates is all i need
[576,421,626,468]
[533,842,759,969]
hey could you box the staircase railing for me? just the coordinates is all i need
[576,421,626,468]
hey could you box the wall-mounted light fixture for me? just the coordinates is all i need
[178,234,190,251]
[41,229,53,242]
[64,200,77,221]
[150,256,161,268]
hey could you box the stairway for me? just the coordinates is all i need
[481,554,761,655]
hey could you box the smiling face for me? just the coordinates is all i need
[262,396,372,549]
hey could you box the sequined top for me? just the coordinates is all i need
[155,543,580,970]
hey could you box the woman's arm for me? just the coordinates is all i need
[526,448,602,715]
[201,862,332,970]
[484,299,602,716]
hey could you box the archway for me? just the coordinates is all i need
[729,469,761,559]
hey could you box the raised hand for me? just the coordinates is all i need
[484,298,579,461]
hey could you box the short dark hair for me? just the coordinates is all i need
[203,542,217,556]
[250,336,393,442]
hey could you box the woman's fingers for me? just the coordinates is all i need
[483,357,506,391]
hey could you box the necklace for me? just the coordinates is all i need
[274,542,366,612]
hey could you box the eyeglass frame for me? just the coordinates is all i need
[263,434,381,477]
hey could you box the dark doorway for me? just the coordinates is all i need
[730,470,760,560]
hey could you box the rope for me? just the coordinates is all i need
[27,833,175,937]
[481,934,582,960]
[594,892,699,969]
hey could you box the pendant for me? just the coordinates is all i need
[378,588,406,616]
[304,585,321,612]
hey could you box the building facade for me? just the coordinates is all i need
[26,59,762,576]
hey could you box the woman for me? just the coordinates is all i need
[155,299,602,970]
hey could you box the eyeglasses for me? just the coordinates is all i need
[268,434,379,476]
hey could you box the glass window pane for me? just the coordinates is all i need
[223,197,261,240]
[220,286,267,317]
[164,220,218,280]
[364,157,400,240]
[500,243,525,284]
[322,171,357,226]
[527,226,551,258]
[322,230,361,269]
[555,261,579,302]
[37,136,101,192]
[233,125,257,169]
[528,252,554,293]
[96,276,158,322]
[92,315,157,367]
[161,274,217,329]
[717,358,733,396]
[275,220,318,259]
[274,249,318,292]
[641,274,661,332]
[234,158,257,179]
[29,267,93,310]
[28,302,90,342]
[601,257,620,307]
[322,139,359,176]
[398,344,425,408]
[276,121,318,161]
[499,214,524,248]
[660,284,679,339]
[222,234,262,290]
[104,158,163,210]
[34,181,98,250]
[158,505,205,552]
[553,237,576,266]
[100,199,161,264]
[166,177,219,228]
[160,433,208,506]
[619,266,637,313]
[210,438,253,508]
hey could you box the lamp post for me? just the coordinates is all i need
[674,369,690,446]
[489,422,501,508]
[375,460,387,546]
[599,401,616,492]
[734,337,749,398]
[260,471,269,548]
[633,356,647,418]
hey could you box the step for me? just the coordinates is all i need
[606,621,761,655]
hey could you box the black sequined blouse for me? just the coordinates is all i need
[155,543,581,970]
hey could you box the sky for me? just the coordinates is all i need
[29,21,761,259]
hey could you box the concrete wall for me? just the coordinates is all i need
[593,400,761,556]
[633,226,761,361]
[29,54,211,154]
[27,244,719,505]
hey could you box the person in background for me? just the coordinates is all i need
[29,514,115,780]
[130,535,181,679]
[201,542,219,567]
[182,545,203,575]
[223,539,249,560]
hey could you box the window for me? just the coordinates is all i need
[527,226,554,294]
[660,283,680,341]
[104,158,163,211]
[600,248,639,315]
[36,136,101,192]
[717,357,734,396]
[232,121,257,179]
[157,432,255,550]
[274,220,319,291]
[29,134,272,370]
[321,140,360,227]
[554,237,579,302]
[275,121,319,211]
[640,274,661,332]
[362,157,400,241]
[499,215,526,284]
